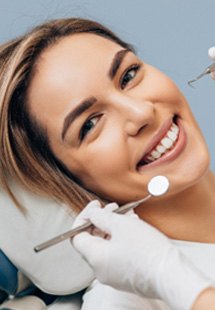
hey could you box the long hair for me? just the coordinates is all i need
[0,18,134,212]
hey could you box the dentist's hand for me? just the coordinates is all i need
[208,46,215,79]
[72,201,211,310]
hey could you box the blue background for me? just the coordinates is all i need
[0,0,214,170]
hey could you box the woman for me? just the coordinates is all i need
[71,47,215,310]
[0,18,215,309]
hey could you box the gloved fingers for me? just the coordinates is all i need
[88,208,143,238]
[83,207,120,235]
[104,202,139,219]
[103,200,140,218]
[103,202,119,212]
[72,231,107,263]
[72,200,101,229]
[208,46,215,79]
[124,209,140,219]
[86,202,118,237]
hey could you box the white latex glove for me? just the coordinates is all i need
[72,201,212,310]
[208,46,215,79]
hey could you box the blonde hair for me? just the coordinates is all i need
[0,18,133,211]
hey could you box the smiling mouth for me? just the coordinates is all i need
[137,116,180,168]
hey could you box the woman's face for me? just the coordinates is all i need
[27,33,210,203]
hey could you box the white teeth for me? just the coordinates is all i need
[161,137,173,149]
[171,124,179,134]
[167,131,177,141]
[156,145,166,154]
[147,156,154,161]
[143,122,180,164]
[151,150,161,159]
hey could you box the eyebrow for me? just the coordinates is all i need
[61,97,97,140]
[108,48,130,79]
[61,48,130,141]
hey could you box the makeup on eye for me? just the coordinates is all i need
[120,63,142,89]
[79,114,102,141]
[78,62,142,142]
[61,51,142,143]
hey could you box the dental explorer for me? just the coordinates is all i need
[188,62,215,87]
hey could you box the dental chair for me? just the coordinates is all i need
[0,181,94,309]
[0,249,58,309]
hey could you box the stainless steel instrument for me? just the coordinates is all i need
[34,175,169,253]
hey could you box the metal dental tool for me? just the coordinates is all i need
[188,63,215,87]
[34,175,169,253]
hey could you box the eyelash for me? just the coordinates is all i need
[120,64,141,89]
[79,64,141,141]
[80,115,101,141]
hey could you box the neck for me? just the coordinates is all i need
[135,170,215,242]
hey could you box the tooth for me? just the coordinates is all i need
[151,150,161,159]
[147,155,155,162]
[161,137,173,149]
[156,145,166,154]
[171,125,179,134]
[167,131,177,141]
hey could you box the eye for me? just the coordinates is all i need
[120,64,140,90]
[80,115,100,141]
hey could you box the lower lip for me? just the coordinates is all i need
[137,119,187,171]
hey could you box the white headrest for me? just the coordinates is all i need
[0,181,94,295]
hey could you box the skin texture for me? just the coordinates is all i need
[192,288,215,310]
[27,33,215,242]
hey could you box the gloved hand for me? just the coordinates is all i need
[72,201,212,310]
[208,46,215,79]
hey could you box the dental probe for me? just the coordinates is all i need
[34,175,169,253]
[188,62,215,87]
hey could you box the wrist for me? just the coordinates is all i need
[192,287,215,310]
[156,247,211,310]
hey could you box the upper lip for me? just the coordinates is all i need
[137,117,175,167]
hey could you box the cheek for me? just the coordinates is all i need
[184,122,210,176]
[144,65,185,104]
[71,131,131,194]
[80,140,127,181]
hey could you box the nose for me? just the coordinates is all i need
[115,95,155,136]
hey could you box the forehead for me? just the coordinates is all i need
[27,33,123,137]
[29,33,123,102]
[36,33,122,84]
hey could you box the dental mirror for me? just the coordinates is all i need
[148,175,169,196]
[34,175,169,252]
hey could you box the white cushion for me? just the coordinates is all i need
[0,181,94,295]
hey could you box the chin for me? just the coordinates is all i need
[167,149,210,197]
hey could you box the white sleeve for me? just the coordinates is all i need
[81,280,170,310]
